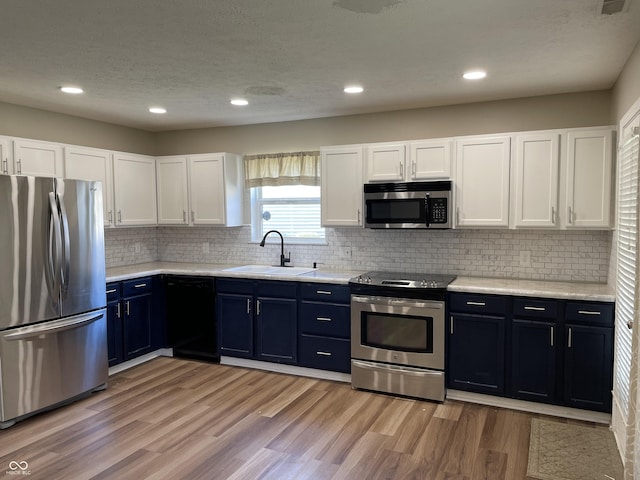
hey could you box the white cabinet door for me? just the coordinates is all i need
[409,139,452,180]
[0,136,11,174]
[455,136,511,227]
[64,146,115,227]
[156,156,189,225]
[513,133,560,228]
[188,153,226,225]
[563,128,614,229]
[321,146,363,226]
[113,153,157,226]
[365,144,405,182]
[13,139,63,177]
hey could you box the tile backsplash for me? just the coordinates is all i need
[106,226,611,283]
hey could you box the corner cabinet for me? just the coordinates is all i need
[562,128,614,229]
[113,152,157,226]
[455,136,511,227]
[321,146,363,226]
[64,146,115,227]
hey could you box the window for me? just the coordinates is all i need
[251,185,325,243]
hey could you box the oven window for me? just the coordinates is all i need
[366,198,425,223]
[361,313,433,353]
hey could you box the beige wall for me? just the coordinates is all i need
[156,90,612,156]
[613,40,640,123]
[0,101,156,155]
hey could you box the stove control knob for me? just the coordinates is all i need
[365,275,372,284]
[420,280,428,287]
[356,275,363,283]
[431,281,438,288]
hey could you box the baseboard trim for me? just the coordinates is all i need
[447,389,612,424]
[108,348,174,376]
[220,356,351,383]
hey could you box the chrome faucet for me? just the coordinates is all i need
[259,230,291,267]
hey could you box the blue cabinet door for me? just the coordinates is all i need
[448,313,505,395]
[511,318,556,403]
[564,323,613,412]
[217,293,254,358]
[106,299,123,366]
[123,293,153,360]
[256,296,297,364]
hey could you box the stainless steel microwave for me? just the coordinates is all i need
[363,180,452,229]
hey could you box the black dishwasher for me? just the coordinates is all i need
[164,276,219,362]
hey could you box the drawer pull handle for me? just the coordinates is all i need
[316,290,332,295]
[134,283,147,288]
[466,301,485,306]
[317,317,332,322]
[568,327,572,348]
[577,310,601,315]
[316,351,332,357]
[550,326,554,347]
[106,288,117,294]
[524,306,546,311]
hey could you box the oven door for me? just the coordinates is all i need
[350,295,444,370]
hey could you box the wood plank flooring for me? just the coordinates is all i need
[0,357,582,479]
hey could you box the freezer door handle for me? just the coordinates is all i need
[3,311,105,340]
[48,192,63,300]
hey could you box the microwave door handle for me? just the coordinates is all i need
[425,194,430,227]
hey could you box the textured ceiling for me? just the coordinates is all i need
[0,0,638,131]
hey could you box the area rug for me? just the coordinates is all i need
[527,418,624,480]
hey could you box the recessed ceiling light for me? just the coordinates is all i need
[149,107,167,114]
[344,85,364,94]
[59,86,84,94]
[463,71,487,80]
[230,99,249,106]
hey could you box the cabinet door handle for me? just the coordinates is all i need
[577,310,601,315]
[357,209,361,223]
[116,303,121,319]
[316,351,332,357]
[118,210,122,223]
[450,315,454,335]
[466,301,485,306]
[524,306,546,311]
[317,317,332,322]
[108,210,113,225]
[3,158,8,174]
[399,162,404,178]
[183,210,187,223]
[568,206,573,224]
[551,206,556,224]
[246,298,251,315]
[316,290,332,295]
[550,326,554,347]
[134,283,147,288]
[191,210,195,223]
[256,300,261,316]
[106,288,117,294]
[456,207,460,225]
[567,327,572,348]
[17,158,22,175]
[412,161,416,177]
[125,300,130,316]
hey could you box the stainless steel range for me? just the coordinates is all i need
[349,271,456,402]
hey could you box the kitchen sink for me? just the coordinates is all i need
[222,265,315,276]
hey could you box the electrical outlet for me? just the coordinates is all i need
[202,242,210,254]
[134,242,141,254]
[519,250,531,267]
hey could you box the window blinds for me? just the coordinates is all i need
[615,124,640,420]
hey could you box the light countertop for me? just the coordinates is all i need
[106,261,363,285]
[449,276,615,302]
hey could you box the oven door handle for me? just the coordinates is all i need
[351,295,443,309]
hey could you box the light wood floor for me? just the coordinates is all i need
[0,357,578,479]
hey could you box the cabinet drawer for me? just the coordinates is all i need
[122,277,152,296]
[566,302,614,326]
[301,283,350,304]
[256,280,298,298]
[106,283,121,302]
[449,293,507,315]
[299,335,350,373]
[216,278,253,295]
[513,298,558,320]
[300,302,350,338]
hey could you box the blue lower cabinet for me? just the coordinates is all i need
[217,292,254,358]
[256,296,297,364]
[299,335,350,373]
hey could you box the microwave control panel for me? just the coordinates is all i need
[429,198,448,224]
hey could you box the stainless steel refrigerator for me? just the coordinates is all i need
[0,175,107,428]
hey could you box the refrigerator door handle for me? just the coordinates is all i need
[57,189,71,296]
[48,192,63,299]
[3,311,105,340]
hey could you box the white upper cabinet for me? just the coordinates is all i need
[408,139,452,180]
[562,128,614,229]
[0,137,11,174]
[455,136,511,227]
[64,146,115,227]
[321,146,363,226]
[188,153,244,226]
[365,143,406,182]
[113,152,157,226]
[512,133,560,228]
[365,139,452,182]
[156,156,189,225]
[12,139,63,177]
